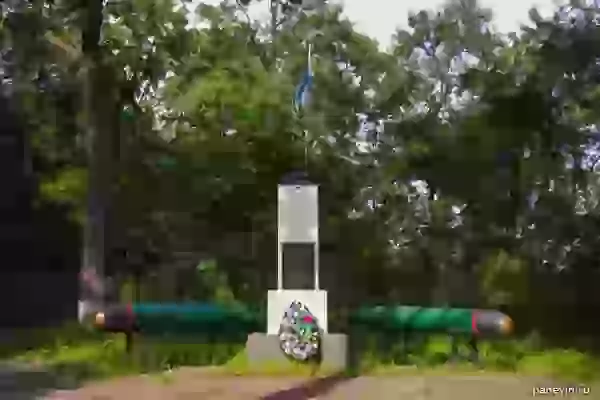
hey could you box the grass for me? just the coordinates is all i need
[2,324,599,388]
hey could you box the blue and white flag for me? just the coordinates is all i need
[293,43,313,114]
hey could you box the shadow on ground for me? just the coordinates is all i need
[261,372,354,400]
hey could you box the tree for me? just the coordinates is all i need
[4,0,600,343]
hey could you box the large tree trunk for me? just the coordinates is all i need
[79,0,117,321]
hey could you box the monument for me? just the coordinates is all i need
[246,172,348,368]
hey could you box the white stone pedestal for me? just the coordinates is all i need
[246,179,344,367]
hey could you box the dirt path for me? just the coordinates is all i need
[40,368,599,400]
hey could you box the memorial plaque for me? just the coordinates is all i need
[281,243,315,290]
[277,185,318,243]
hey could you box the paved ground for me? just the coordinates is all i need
[44,371,599,399]
[1,364,598,399]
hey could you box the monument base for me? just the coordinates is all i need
[246,332,348,370]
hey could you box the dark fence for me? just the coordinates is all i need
[0,271,78,328]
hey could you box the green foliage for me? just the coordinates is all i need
[6,325,244,381]
[4,326,599,383]
[39,167,88,223]
[518,349,600,383]
[478,251,529,306]
[5,0,600,377]
[191,259,237,305]
[350,334,600,382]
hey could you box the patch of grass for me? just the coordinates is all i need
[344,333,600,383]
[218,352,339,377]
[12,336,141,383]
[3,327,599,385]
[0,323,104,359]
[130,338,243,373]
[6,328,246,384]
[518,349,600,383]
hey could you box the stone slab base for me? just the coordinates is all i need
[246,332,348,370]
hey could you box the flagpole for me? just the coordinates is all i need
[269,0,279,61]
[307,42,312,73]
[304,41,313,170]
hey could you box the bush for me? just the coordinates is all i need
[346,333,599,382]
[0,322,104,359]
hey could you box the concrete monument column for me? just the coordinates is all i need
[267,176,328,334]
[246,173,347,368]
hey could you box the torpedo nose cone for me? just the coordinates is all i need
[93,305,135,333]
[498,314,514,335]
[94,312,106,327]
[476,310,514,336]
